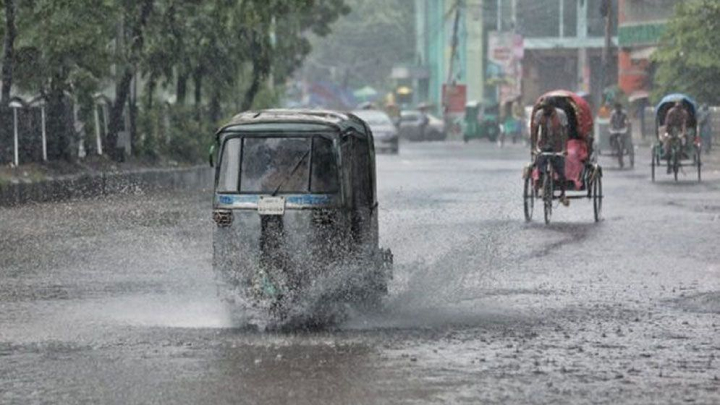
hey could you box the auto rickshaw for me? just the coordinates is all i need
[523,90,603,224]
[210,109,393,321]
[651,94,702,182]
[463,101,500,142]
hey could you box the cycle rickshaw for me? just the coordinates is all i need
[651,94,702,182]
[522,90,603,224]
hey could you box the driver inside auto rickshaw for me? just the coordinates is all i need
[662,101,690,173]
[532,101,570,206]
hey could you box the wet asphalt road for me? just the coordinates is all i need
[1,142,720,404]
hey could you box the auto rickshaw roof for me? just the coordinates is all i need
[532,90,594,140]
[216,109,370,139]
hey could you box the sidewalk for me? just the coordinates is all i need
[0,156,211,206]
[0,155,196,185]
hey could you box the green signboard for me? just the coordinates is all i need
[618,23,667,47]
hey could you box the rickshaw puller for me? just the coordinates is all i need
[662,101,689,173]
[532,102,569,206]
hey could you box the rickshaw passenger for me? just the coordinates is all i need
[533,102,569,206]
[662,101,690,172]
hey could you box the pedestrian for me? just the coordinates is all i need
[418,103,430,140]
[609,102,629,167]
[698,104,712,154]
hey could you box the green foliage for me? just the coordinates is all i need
[306,0,414,91]
[162,105,215,164]
[3,0,350,164]
[14,0,116,97]
[652,0,720,104]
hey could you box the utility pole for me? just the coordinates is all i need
[600,0,613,90]
[444,0,463,139]
[446,1,462,84]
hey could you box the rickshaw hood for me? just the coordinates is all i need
[533,90,594,140]
[656,94,697,117]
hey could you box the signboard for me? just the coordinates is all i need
[442,84,467,114]
[487,32,524,105]
[618,23,666,47]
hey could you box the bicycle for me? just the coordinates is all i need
[609,127,634,169]
[535,151,565,224]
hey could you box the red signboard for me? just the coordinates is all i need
[442,84,467,114]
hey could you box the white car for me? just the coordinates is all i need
[398,110,446,142]
[353,109,400,154]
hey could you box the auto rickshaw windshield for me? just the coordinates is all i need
[217,136,339,194]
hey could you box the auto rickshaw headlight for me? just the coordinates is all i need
[213,210,234,227]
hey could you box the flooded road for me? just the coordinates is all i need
[2,143,719,404]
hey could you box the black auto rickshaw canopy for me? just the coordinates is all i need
[214,109,377,209]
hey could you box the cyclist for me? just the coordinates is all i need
[662,101,689,173]
[609,102,629,167]
[532,102,569,206]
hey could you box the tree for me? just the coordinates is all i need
[106,0,155,161]
[652,0,720,104]
[1,0,16,102]
[239,0,350,111]
[12,0,117,160]
[303,0,414,91]
[3,0,352,164]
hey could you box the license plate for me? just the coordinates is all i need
[258,196,286,216]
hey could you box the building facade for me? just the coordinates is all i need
[412,0,485,111]
[617,0,678,97]
[413,1,622,112]
[488,0,618,108]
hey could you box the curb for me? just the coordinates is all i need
[0,166,212,207]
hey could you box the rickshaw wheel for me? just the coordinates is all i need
[523,176,534,222]
[593,170,603,222]
[542,172,553,225]
[672,149,679,182]
[696,148,702,182]
[629,144,635,168]
[651,147,656,182]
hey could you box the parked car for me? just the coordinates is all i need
[398,110,446,142]
[352,109,399,154]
